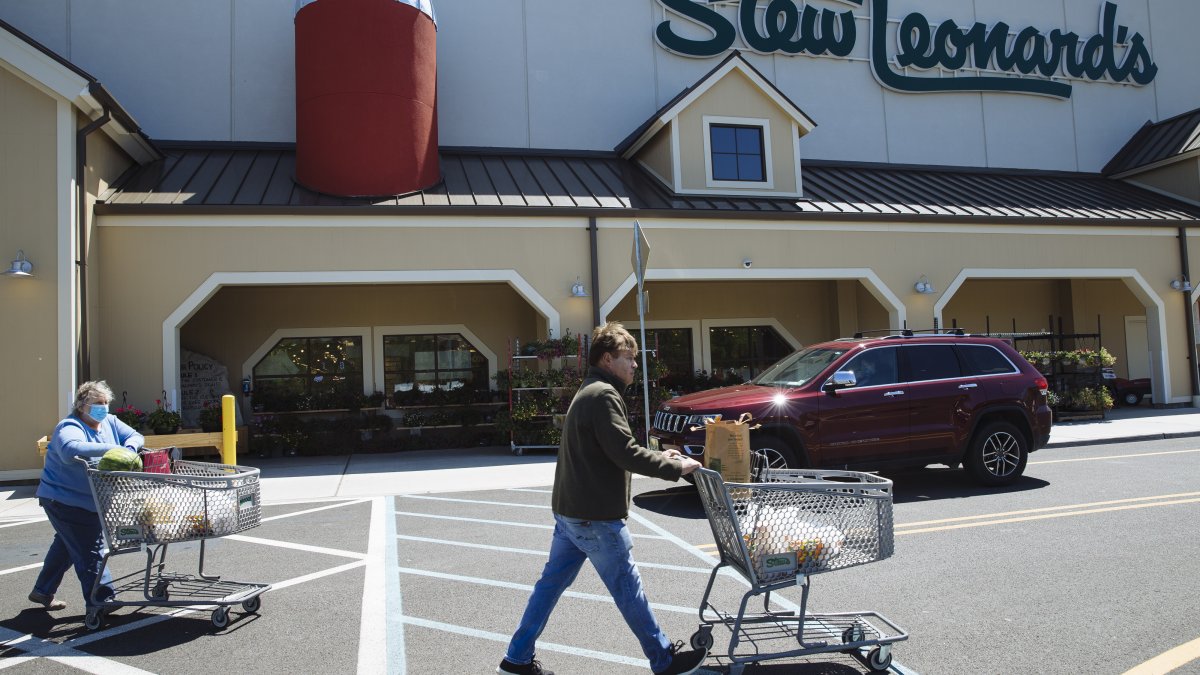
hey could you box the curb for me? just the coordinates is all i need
[1045,430,1200,449]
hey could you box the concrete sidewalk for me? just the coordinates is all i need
[4,405,1200,521]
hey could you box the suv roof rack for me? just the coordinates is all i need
[850,328,969,339]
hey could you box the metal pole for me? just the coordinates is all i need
[1179,227,1199,400]
[635,234,651,445]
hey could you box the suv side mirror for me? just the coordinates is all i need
[822,371,857,393]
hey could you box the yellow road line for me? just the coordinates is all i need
[1031,448,1200,465]
[896,497,1200,535]
[1121,635,1200,675]
[895,492,1200,529]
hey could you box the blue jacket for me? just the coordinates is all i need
[37,414,144,511]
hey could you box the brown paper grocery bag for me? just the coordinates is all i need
[701,412,755,483]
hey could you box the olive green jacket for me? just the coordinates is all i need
[551,367,683,520]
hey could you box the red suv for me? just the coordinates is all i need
[650,333,1052,486]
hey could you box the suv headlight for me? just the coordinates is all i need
[686,413,722,426]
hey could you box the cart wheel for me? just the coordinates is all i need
[241,596,262,614]
[211,607,230,629]
[84,608,104,631]
[689,627,713,651]
[840,624,865,651]
[152,580,170,601]
[866,647,892,672]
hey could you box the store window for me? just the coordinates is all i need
[709,325,792,382]
[710,124,765,182]
[252,336,364,411]
[382,333,488,401]
[643,328,694,383]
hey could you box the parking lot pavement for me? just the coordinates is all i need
[0,481,908,674]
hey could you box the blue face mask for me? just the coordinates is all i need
[88,403,109,422]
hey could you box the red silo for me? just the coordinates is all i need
[295,0,439,197]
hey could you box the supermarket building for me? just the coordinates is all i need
[2,0,1200,478]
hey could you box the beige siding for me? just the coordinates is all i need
[636,123,674,188]
[676,70,798,195]
[1127,160,1200,203]
[0,68,61,471]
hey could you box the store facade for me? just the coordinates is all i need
[2,0,1200,477]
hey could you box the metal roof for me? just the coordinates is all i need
[98,143,1200,224]
[1103,107,1200,177]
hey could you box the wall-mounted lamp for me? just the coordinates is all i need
[3,250,33,278]
[1170,276,1193,292]
[914,275,935,294]
[569,277,589,297]
[742,258,753,269]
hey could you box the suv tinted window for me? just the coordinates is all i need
[843,348,899,387]
[902,345,962,382]
[957,345,1018,376]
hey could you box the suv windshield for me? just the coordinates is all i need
[752,347,847,386]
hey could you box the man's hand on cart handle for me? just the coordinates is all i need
[660,448,700,475]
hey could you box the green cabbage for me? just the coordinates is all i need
[97,447,142,472]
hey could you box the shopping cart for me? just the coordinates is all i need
[77,456,271,630]
[690,467,907,674]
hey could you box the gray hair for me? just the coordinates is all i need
[72,380,114,415]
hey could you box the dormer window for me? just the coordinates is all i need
[710,124,764,181]
[703,116,774,189]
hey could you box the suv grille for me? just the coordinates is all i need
[653,411,689,434]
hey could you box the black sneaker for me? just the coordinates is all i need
[653,641,707,675]
[497,656,554,675]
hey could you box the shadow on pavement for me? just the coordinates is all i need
[633,484,707,519]
[884,467,1049,504]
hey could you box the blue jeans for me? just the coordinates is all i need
[33,499,114,609]
[505,514,673,672]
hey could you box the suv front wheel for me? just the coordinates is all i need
[964,421,1028,486]
[750,434,799,481]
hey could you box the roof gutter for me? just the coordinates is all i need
[76,109,110,385]
[1180,226,1200,403]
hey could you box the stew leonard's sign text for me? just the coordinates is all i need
[655,0,1157,99]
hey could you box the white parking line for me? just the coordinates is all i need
[359,497,389,675]
[260,498,371,522]
[395,534,714,574]
[394,511,666,540]
[0,518,46,528]
[398,615,646,668]
[506,488,552,494]
[225,534,367,560]
[0,562,42,576]
[395,566,697,615]
[400,494,548,509]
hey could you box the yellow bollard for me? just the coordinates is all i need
[221,394,237,465]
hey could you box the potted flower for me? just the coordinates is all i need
[114,404,147,430]
[146,397,182,435]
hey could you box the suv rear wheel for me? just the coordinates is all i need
[750,434,799,481]
[965,421,1028,486]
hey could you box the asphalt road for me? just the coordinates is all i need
[1,437,1198,674]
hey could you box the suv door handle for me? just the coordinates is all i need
[884,390,905,397]
[958,383,978,390]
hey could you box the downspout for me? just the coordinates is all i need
[1179,227,1200,405]
[588,216,600,328]
[76,109,110,385]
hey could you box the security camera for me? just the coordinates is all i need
[742,258,753,269]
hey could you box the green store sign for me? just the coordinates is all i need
[655,0,1157,99]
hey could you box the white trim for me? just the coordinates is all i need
[702,115,775,190]
[670,120,683,194]
[700,318,802,373]
[592,219,1178,237]
[0,29,89,103]
[371,324,499,393]
[241,327,375,395]
[163,270,558,407]
[1110,150,1200,180]
[933,268,1172,404]
[57,99,75,410]
[99,215,589,229]
[599,267,906,331]
[792,121,804,196]
[672,185,803,198]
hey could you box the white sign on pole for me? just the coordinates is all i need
[632,220,652,445]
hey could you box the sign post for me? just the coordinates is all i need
[632,220,652,445]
